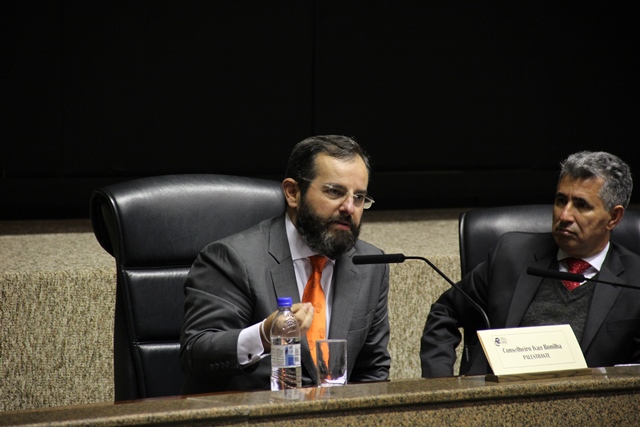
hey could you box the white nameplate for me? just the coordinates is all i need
[477,324,587,377]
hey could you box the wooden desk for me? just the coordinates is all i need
[2,366,639,426]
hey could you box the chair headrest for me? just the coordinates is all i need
[459,204,640,276]
[90,174,285,267]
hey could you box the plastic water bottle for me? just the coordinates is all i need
[270,297,302,391]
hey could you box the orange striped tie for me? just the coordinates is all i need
[302,255,328,363]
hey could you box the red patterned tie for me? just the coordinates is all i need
[562,258,591,291]
[302,255,328,363]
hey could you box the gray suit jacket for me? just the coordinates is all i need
[421,232,640,377]
[180,214,391,394]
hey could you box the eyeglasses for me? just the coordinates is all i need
[299,178,375,209]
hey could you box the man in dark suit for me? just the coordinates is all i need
[180,135,390,393]
[421,151,640,377]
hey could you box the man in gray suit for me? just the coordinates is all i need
[421,151,640,377]
[180,135,390,394]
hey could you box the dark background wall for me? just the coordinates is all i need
[3,1,638,219]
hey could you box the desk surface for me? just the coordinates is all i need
[2,366,640,426]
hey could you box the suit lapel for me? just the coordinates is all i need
[268,216,299,303]
[266,216,318,380]
[581,250,625,352]
[328,249,360,340]
[506,244,556,326]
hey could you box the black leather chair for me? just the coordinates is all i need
[90,174,285,401]
[458,204,640,278]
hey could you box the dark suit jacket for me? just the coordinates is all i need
[421,232,640,378]
[180,214,391,394]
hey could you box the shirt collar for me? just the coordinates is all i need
[557,241,609,272]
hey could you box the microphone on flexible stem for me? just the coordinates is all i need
[352,253,491,329]
[526,267,640,291]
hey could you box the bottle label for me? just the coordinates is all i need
[271,344,301,368]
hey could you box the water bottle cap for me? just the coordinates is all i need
[277,297,293,307]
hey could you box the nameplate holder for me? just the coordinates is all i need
[477,324,590,382]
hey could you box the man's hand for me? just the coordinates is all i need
[261,302,314,352]
[291,302,315,333]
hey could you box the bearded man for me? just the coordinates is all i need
[180,135,391,393]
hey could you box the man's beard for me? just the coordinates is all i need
[296,199,361,260]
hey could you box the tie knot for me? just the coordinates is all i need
[309,255,327,273]
[564,257,591,275]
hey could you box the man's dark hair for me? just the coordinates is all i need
[285,135,371,193]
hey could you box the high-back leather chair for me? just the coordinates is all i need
[458,204,640,278]
[90,174,285,401]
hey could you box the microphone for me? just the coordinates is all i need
[352,253,491,329]
[527,267,640,291]
[352,253,406,264]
